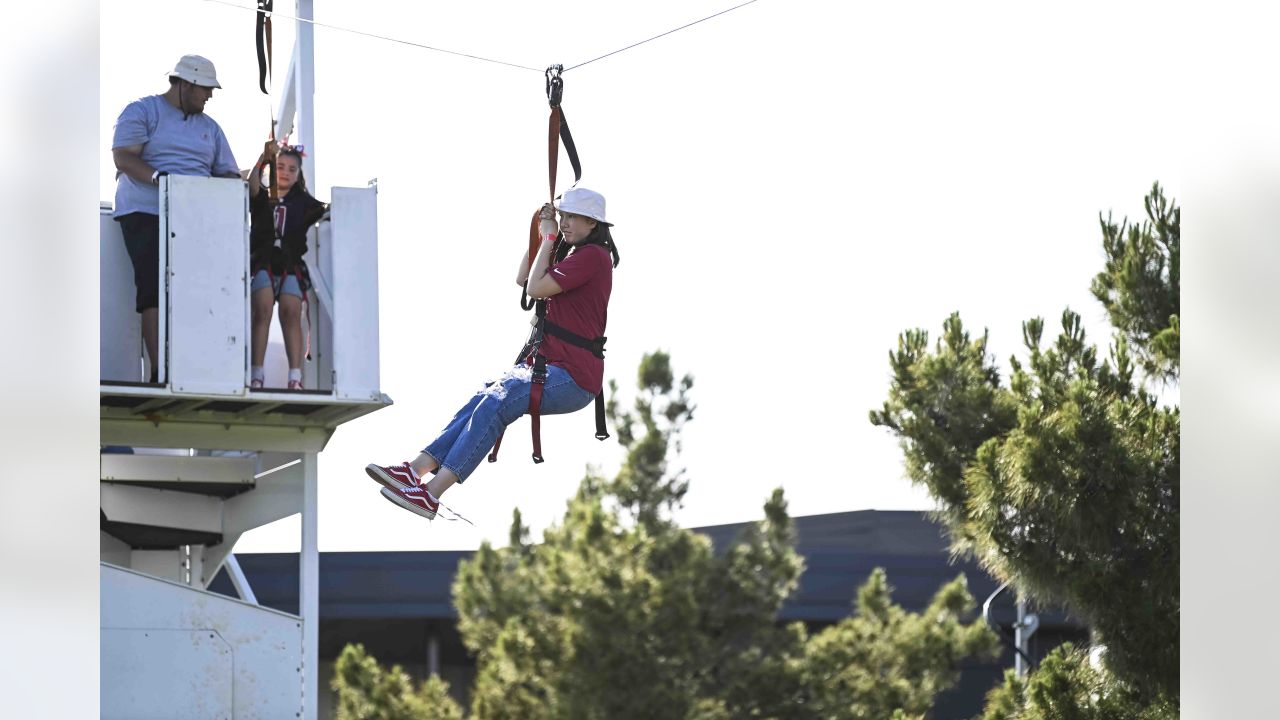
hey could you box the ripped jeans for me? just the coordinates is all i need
[422,363,595,483]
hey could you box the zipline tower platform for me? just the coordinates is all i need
[99,174,389,719]
[99,7,385,713]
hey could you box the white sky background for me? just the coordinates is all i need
[100,0,1200,553]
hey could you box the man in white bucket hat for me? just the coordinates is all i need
[110,54,241,382]
[366,189,622,522]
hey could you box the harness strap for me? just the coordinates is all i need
[257,1,279,201]
[297,265,313,361]
[516,317,605,462]
[492,65,600,464]
[529,355,548,463]
[542,321,606,359]
[255,1,273,95]
[595,394,609,441]
[557,107,582,187]
[487,336,542,464]
[548,106,561,204]
[521,67,581,311]
[486,431,504,463]
[521,214,541,311]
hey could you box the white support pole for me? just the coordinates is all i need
[427,630,440,678]
[296,0,316,192]
[300,450,319,720]
[157,176,169,384]
[225,553,259,605]
[1015,598,1029,677]
[187,544,205,589]
[275,54,297,141]
[1014,597,1040,677]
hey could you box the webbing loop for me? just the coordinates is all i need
[256,0,280,201]
[545,64,564,107]
[256,1,274,95]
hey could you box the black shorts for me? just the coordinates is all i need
[117,212,160,312]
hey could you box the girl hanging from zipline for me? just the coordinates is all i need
[366,187,619,521]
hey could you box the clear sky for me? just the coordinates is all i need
[101,0,1189,553]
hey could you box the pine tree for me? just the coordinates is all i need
[453,351,997,719]
[331,643,465,720]
[802,569,1000,718]
[1091,182,1180,382]
[870,185,1180,707]
[976,644,1177,720]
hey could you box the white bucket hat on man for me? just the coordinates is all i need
[168,54,222,88]
[554,187,611,226]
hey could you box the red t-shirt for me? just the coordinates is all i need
[541,243,613,395]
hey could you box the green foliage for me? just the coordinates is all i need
[452,351,997,719]
[869,316,1019,548]
[331,643,465,720]
[802,569,1000,719]
[870,186,1180,707]
[604,349,696,528]
[1090,182,1180,382]
[976,644,1178,720]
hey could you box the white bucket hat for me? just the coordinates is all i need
[554,187,611,226]
[168,54,222,89]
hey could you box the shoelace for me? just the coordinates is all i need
[435,501,474,526]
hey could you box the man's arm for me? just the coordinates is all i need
[210,126,242,179]
[112,144,158,185]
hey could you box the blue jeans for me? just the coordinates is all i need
[422,363,595,483]
[250,269,304,298]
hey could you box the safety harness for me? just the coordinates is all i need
[489,65,610,465]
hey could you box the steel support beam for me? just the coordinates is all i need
[101,454,255,488]
[300,451,319,720]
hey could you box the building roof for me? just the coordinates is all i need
[207,510,1090,720]
[211,510,1076,628]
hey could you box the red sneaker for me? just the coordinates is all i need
[288,379,304,390]
[380,485,439,520]
[365,462,421,491]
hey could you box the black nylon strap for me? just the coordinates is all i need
[558,107,582,186]
[594,395,609,440]
[256,1,273,95]
[542,320,605,359]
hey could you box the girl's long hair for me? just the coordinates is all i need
[555,222,619,268]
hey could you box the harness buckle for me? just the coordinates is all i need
[545,64,564,107]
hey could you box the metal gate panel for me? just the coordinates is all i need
[102,563,304,719]
[329,186,381,400]
[101,628,234,720]
[100,208,144,381]
[166,176,249,395]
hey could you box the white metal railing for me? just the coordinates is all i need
[100,176,381,398]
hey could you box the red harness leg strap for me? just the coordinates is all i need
[528,354,548,463]
[486,354,548,465]
[487,431,504,463]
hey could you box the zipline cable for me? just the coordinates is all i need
[563,0,758,72]
[198,0,759,75]
[201,0,543,72]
